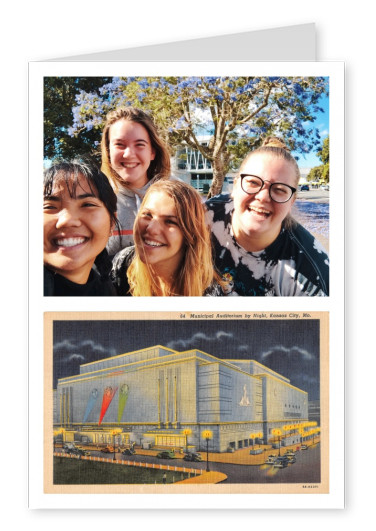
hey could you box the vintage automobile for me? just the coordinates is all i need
[183,452,203,462]
[66,448,90,456]
[156,450,176,459]
[101,446,115,453]
[63,443,76,451]
[273,456,289,468]
[264,454,278,465]
[301,445,308,450]
[122,447,136,456]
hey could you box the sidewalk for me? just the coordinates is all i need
[177,471,227,484]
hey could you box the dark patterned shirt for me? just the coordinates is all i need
[206,195,329,297]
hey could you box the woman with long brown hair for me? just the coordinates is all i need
[101,106,171,257]
[111,180,224,296]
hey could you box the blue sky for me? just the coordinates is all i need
[294,93,329,170]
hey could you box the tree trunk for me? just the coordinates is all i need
[207,152,229,199]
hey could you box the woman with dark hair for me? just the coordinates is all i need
[111,180,224,296]
[43,158,119,296]
[206,137,329,296]
[101,107,171,257]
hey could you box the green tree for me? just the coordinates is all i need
[307,166,323,182]
[44,77,111,161]
[307,136,329,183]
[48,76,328,196]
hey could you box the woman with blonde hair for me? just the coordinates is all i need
[111,180,224,296]
[101,106,171,256]
[206,137,329,296]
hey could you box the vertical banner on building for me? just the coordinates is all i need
[117,384,129,423]
[82,388,98,423]
[98,386,118,426]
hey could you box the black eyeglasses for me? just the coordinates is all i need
[240,174,296,203]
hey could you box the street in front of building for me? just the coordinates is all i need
[54,440,320,485]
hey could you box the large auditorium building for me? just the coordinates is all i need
[54,345,312,452]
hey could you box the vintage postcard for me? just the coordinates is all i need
[44,311,329,498]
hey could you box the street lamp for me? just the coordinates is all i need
[249,433,257,448]
[111,428,122,461]
[202,430,213,472]
[183,428,192,453]
[272,428,282,456]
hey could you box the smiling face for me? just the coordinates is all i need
[109,119,156,190]
[134,191,185,280]
[232,153,297,251]
[43,174,112,284]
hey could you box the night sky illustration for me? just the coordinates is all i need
[53,319,320,400]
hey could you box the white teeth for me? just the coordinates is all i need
[250,207,270,216]
[144,239,164,247]
[122,163,138,168]
[56,237,86,247]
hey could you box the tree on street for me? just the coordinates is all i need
[307,136,329,183]
[46,76,328,197]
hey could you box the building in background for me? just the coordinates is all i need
[171,137,235,195]
[54,345,317,453]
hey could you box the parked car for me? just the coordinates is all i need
[67,448,89,456]
[273,456,289,468]
[101,446,115,453]
[63,443,76,451]
[301,445,308,450]
[284,450,296,456]
[156,450,176,459]
[285,455,296,463]
[183,452,203,462]
[65,448,78,455]
[122,447,136,456]
[300,184,309,191]
[79,449,90,456]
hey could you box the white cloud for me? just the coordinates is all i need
[260,345,314,361]
[66,353,85,362]
[54,339,116,357]
[167,330,233,350]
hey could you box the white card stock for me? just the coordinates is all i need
[29,24,344,510]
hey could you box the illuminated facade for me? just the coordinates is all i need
[54,345,310,452]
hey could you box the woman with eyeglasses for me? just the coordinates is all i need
[206,137,329,296]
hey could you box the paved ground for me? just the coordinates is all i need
[177,471,227,484]
[131,437,319,466]
[55,439,320,484]
[293,190,329,251]
[296,189,329,203]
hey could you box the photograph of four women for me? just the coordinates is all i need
[43,106,329,297]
